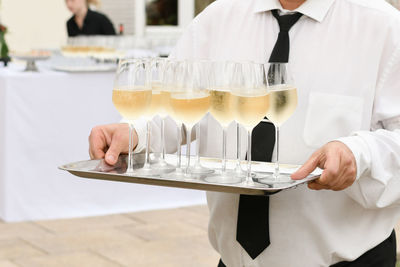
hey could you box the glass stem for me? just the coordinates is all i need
[274,126,280,179]
[127,123,134,173]
[222,127,227,173]
[235,122,242,173]
[246,129,252,184]
[143,121,151,169]
[161,118,166,162]
[177,123,182,171]
[195,123,201,165]
[185,124,192,176]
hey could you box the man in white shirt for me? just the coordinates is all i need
[89,0,400,266]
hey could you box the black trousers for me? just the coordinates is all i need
[218,230,397,267]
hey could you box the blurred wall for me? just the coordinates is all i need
[0,0,70,51]
[102,0,135,35]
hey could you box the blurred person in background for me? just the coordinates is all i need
[66,0,116,37]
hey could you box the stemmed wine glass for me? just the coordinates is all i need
[259,63,298,184]
[190,60,214,176]
[147,57,175,173]
[205,60,242,184]
[112,58,152,173]
[162,59,186,178]
[231,62,270,185]
[169,60,211,178]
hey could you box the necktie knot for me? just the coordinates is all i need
[269,9,303,63]
[271,9,303,32]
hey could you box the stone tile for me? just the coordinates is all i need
[0,239,45,260]
[96,235,219,267]
[35,214,140,234]
[0,260,20,267]
[126,207,209,230]
[23,229,143,254]
[182,205,210,216]
[119,221,206,242]
[15,251,121,267]
[0,222,49,241]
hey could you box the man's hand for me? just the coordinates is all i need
[89,123,137,165]
[291,141,357,191]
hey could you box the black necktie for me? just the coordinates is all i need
[236,9,303,260]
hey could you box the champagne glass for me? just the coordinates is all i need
[112,58,152,173]
[162,59,186,178]
[205,61,242,184]
[147,57,175,173]
[190,60,214,175]
[169,60,211,178]
[231,62,270,185]
[259,63,298,184]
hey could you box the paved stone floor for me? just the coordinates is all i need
[0,205,219,267]
[0,205,398,267]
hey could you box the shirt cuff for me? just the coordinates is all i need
[120,118,147,153]
[133,119,147,153]
[335,134,372,181]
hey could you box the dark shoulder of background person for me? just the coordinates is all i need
[67,16,78,37]
[87,9,116,35]
[67,9,116,37]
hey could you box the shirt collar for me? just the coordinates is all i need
[253,0,335,22]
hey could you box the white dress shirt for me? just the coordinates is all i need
[134,0,400,265]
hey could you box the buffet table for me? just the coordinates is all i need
[0,63,206,222]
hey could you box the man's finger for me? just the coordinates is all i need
[291,152,321,180]
[104,133,126,165]
[89,130,106,160]
[308,181,330,190]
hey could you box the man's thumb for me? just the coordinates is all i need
[105,138,124,165]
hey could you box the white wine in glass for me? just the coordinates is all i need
[209,88,235,127]
[170,92,211,177]
[231,62,270,185]
[170,92,210,125]
[169,61,211,178]
[260,63,298,184]
[112,59,152,173]
[205,60,243,184]
[233,90,270,128]
[266,85,297,127]
[161,60,185,178]
[113,88,152,120]
[145,58,175,174]
[147,84,171,117]
[186,60,214,176]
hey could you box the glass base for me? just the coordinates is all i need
[204,170,243,184]
[256,172,294,185]
[125,166,136,175]
[189,163,215,175]
[161,168,186,179]
[234,166,246,178]
[134,165,163,177]
[151,160,176,174]
[243,177,259,187]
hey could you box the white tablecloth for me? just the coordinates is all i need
[0,63,206,222]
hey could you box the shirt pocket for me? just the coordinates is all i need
[303,92,364,148]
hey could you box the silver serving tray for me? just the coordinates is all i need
[59,154,321,196]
